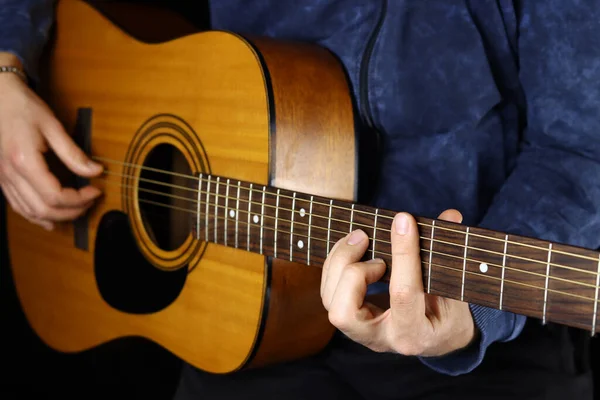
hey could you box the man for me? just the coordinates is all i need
[1,1,599,399]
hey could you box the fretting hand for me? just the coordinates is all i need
[321,209,476,357]
[0,53,103,230]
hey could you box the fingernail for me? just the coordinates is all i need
[366,258,384,264]
[87,160,101,171]
[347,229,365,245]
[395,214,409,235]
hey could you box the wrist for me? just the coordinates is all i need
[0,66,27,84]
[0,53,27,85]
[0,52,23,69]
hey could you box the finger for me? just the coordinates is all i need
[12,148,101,209]
[41,115,103,177]
[12,173,93,221]
[321,229,369,309]
[327,259,387,337]
[2,183,53,230]
[437,208,463,224]
[2,182,29,216]
[388,213,426,327]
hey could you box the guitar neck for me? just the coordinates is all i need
[190,174,600,334]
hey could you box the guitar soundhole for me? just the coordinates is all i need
[138,144,193,251]
[95,211,187,314]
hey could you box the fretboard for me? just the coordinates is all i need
[189,174,600,334]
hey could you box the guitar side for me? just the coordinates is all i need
[6,0,356,373]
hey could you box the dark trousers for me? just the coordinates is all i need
[173,319,593,399]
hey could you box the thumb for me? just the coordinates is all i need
[41,116,103,177]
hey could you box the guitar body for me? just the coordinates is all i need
[6,0,356,373]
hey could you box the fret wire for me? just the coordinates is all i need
[204,175,211,242]
[327,199,333,254]
[419,235,595,276]
[500,234,508,310]
[209,209,600,302]
[422,260,596,303]
[227,182,593,260]
[194,179,596,261]
[593,254,600,335]
[115,190,600,300]
[193,204,598,301]
[274,189,280,258]
[419,246,598,288]
[417,220,599,262]
[427,220,435,294]
[190,202,597,291]
[114,168,597,267]
[214,177,220,244]
[461,227,469,301]
[224,179,230,246]
[307,195,314,265]
[290,192,296,262]
[101,163,596,263]
[372,209,379,260]
[260,186,266,255]
[350,204,355,233]
[198,202,600,291]
[543,243,553,324]
[196,184,599,274]
[115,176,600,279]
[196,173,202,240]
[227,187,599,271]
[235,181,241,249]
[247,183,252,251]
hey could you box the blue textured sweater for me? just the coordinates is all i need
[2,0,600,377]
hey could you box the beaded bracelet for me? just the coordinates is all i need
[0,65,27,83]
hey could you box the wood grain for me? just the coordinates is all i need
[7,0,355,374]
[243,36,355,368]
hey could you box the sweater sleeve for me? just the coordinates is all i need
[420,0,600,375]
[0,0,55,81]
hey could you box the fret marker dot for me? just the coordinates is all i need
[297,240,304,249]
[229,210,235,218]
[479,263,489,273]
[299,208,306,217]
[253,215,259,223]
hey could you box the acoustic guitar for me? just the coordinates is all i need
[6,0,600,374]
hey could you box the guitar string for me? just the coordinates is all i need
[93,156,599,263]
[105,178,597,289]
[423,260,594,303]
[104,180,600,294]
[115,190,600,306]
[102,180,593,321]
[99,170,600,276]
